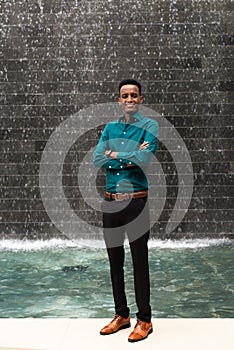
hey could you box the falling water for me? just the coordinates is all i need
[0,0,232,240]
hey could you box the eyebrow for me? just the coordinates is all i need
[121,92,139,97]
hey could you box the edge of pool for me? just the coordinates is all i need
[0,318,233,350]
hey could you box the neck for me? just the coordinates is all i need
[124,114,131,124]
[124,111,137,124]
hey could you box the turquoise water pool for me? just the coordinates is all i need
[0,238,233,318]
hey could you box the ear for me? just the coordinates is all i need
[139,95,144,104]
[117,97,121,105]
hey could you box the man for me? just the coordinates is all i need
[93,79,158,342]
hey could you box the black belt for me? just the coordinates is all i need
[105,191,148,201]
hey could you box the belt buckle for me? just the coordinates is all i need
[115,192,128,201]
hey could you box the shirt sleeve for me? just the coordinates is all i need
[116,121,158,167]
[93,124,127,170]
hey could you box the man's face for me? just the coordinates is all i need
[118,84,143,115]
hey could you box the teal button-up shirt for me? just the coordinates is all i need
[93,111,158,193]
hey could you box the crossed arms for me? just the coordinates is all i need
[93,123,158,170]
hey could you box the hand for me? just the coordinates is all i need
[104,150,118,159]
[104,150,111,156]
[109,151,118,159]
[139,141,149,150]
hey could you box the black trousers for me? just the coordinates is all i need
[102,197,151,323]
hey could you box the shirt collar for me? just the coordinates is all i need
[118,111,143,124]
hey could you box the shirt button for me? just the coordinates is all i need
[129,162,132,165]
[117,184,120,187]
[109,166,112,168]
[121,141,124,144]
[120,166,123,168]
[123,132,126,134]
[117,173,119,176]
[120,159,122,162]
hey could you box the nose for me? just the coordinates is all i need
[126,94,133,102]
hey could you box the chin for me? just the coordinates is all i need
[125,107,138,114]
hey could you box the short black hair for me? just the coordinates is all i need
[119,79,142,95]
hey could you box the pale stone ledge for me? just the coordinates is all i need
[0,318,233,350]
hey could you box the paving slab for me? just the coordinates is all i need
[0,318,233,350]
[0,348,44,350]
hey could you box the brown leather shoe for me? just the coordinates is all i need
[128,319,153,342]
[100,314,131,335]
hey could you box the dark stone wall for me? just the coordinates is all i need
[0,0,233,239]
